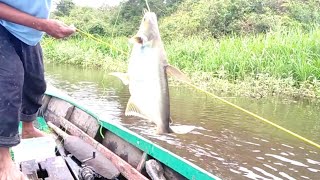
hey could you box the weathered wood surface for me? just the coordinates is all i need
[44,109,62,127]
[48,125,82,179]
[137,152,149,172]
[146,159,166,180]
[69,107,100,138]
[40,96,51,114]
[40,156,74,180]
[20,160,39,180]
[46,97,74,120]
[64,156,81,180]
[46,112,149,180]
[163,166,187,180]
[102,131,144,168]
[64,135,120,179]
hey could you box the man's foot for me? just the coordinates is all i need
[0,148,28,180]
[21,121,46,139]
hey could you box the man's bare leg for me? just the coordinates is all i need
[21,121,46,139]
[0,147,27,180]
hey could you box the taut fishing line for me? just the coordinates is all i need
[72,2,320,150]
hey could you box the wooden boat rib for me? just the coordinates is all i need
[35,85,221,180]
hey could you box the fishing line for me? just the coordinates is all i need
[75,27,320,150]
[76,29,126,139]
[76,29,128,56]
[184,82,320,149]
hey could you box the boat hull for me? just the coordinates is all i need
[41,85,220,180]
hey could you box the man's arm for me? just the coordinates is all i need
[0,3,75,38]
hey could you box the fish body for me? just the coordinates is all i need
[127,43,171,133]
[111,12,193,134]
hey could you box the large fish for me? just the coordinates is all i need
[111,11,194,134]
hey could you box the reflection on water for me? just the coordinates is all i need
[45,63,320,179]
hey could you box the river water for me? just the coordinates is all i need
[45,63,320,180]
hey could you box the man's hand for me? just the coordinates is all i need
[41,19,76,39]
[0,3,76,39]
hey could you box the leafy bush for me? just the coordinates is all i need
[159,0,320,40]
[54,0,75,16]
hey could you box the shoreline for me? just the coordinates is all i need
[44,60,320,101]
[172,71,319,101]
[42,33,320,101]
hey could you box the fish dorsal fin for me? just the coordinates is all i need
[125,97,148,120]
[166,65,191,83]
[109,72,129,85]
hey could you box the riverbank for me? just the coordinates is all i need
[42,28,320,100]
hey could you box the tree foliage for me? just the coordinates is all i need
[109,0,183,36]
[53,0,320,39]
[55,0,75,16]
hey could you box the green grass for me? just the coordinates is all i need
[165,27,320,82]
[42,35,129,72]
[42,27,320,99]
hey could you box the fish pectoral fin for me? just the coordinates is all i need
[170,125,195,134]
[166,65,191,83]
[129,36,143,44]
[129,34,148,45]
[125,97,148,119]
[109,72,129,85]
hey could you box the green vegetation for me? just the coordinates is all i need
[43,36,129,71]
[43,0,320,99]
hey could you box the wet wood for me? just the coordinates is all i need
[44,109,62,127]
[146,159,166,180]
[69,107,100,138]
[40,156,74,180]
[163,166,187,180]
[41,96,51,114]
[64,156,81,180]
[64,135,120,179]
[137,152,149,172]
[46,112,149,180]
[45,123,82,179]
[102,131,143,167]
[46,97,74,120]
[20,160,39,180]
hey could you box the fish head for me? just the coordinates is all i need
[130,12,160,46]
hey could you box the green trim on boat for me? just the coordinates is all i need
[100,121,219,180]
[45,85,221,180]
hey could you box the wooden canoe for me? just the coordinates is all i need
[15,85,221,180]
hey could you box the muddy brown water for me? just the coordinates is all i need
[45,63,320,180]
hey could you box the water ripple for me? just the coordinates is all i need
[265,154,308,167]
[45,63,320,180]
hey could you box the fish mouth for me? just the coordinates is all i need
[135,37,143,44]
[143,8,149,14]
[129,34,148,45]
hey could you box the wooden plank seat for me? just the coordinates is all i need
[20,156,73,180]
[12,136,74,179]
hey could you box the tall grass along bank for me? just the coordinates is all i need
[42,27,320,100]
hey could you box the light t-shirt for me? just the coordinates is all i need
[0,0,52,46]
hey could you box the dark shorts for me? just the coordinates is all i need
[0,25,46,147]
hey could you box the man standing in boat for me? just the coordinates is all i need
[0,1,75,178]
